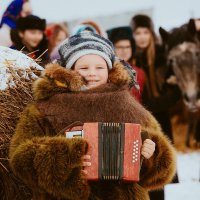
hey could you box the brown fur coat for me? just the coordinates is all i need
[9,62,176,200]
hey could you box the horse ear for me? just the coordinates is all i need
[159,27,169,43]
[187,19,196,35]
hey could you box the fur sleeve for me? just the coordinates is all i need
[9,105,89,199]
[139,114,176,191]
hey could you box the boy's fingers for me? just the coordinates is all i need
[81,169,88,175]
[142,142,155,151]
[141,151,150,159]
[82,155,91,160]
[142,149,153,156]
[82,161,91,167]
[142,146,155,152]
[143,139,155,146]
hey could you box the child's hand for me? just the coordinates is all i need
[141,139,155,159]
[82,155,91,175]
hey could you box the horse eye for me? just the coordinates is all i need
[195,51,200,57]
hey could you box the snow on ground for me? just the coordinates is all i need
[0,46,43,90]
[165,152,200,200]
[177,152,200,183]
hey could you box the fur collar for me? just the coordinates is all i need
[33,62,131,101]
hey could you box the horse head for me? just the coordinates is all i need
[159,19,200,112]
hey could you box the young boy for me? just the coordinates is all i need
[9,31,176,200]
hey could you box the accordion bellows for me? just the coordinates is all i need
[65,122,142,181]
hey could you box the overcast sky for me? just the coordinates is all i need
[1,0,200,32]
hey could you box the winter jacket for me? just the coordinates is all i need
[9,62,176,200]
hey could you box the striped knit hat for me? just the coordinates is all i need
[58,31,115,69]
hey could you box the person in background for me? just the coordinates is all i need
[45,23,69,60]
[10,15,49,66]
[108,26,145,102]
[130,14,180,200]
[0,0,32,47]
[130,14,181,142]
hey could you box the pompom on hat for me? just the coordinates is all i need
[58,31,115,69]
[71,24,98,36]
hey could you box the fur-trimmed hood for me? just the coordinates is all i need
[33,61,132,101]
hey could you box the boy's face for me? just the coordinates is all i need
[114,40,132,62]
[133,27,151,49]
[74,54,108,89]
[19,29,43,49]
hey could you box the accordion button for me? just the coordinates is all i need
[136,159,138,161]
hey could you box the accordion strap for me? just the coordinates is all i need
[58,121,84,135]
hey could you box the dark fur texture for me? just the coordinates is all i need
[160,20,200,147]
[9,63,176,200]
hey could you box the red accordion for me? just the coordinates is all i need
[65,122,142,181]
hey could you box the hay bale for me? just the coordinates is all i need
[0,46,43,199]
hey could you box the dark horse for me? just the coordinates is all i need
[159,19,200,148]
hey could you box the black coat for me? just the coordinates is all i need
[135,44,181,140]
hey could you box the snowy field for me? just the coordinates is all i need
[165,152,200,200]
